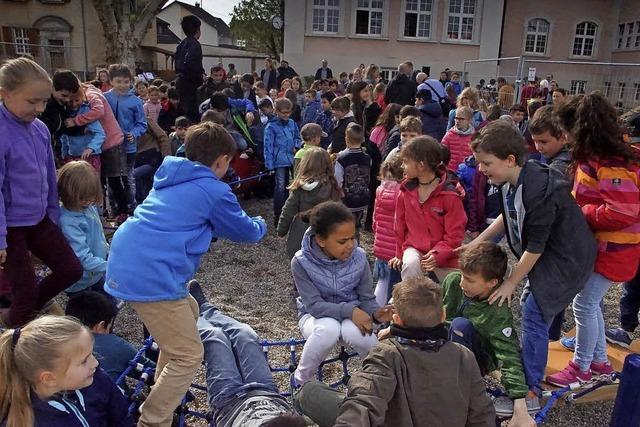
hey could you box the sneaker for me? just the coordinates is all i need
[605,328,633,349]
[545,361,591,387]
[590,361,614,376]
[187,280,207,308]
[493,394,541,417]
[560,336,576,351]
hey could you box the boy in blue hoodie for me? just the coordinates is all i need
[105,122,267,427]
[104,63,147,216]
[264,97,302,225]
[301,89,322,126]
[60,90,105,172]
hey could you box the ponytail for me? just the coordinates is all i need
[0,329,33,427]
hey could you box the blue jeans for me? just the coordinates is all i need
[573,272,612,371]
[449,317,489,375]
[521,294,552,392]
[620,267,640,332]
[125,153,136,212]
[273,167,290,219]
[198,303,277,411]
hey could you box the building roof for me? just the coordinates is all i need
[166,1,232,40]
[156,18,181,44]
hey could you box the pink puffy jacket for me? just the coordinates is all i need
[441,127,474,172]
[373,180,401,261]
[74,84,124,151]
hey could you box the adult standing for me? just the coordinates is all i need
[497,77,515,111]
[384,62,416,106]
[277,60,298,88]
[364,65,381,85]
[260,58,278,91]
[174,15,204,123]
[314,59,333,81]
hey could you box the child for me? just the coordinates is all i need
[135,79,149,102]
[170,116,190,155]
[60,90,106,173]
[546,92,640,386]
[144,85,162,123]
[334,123,371,230]
[443,243,538,422]
[291,76,305,109]
[294,123,326,175]
[292,201,391,386]
[372,153,404,306]
[509,104,527,136]
[370,103,401,154]
[528,105,569,176]
[0,58,82,327]
[254,81,273,110]
[329,96,354,154]
[385,115,422,166]
[350,81,382,136]
[441,105,474,172]
[135,118,172,203]
[97,69,111,92]
[278,148,341,259]
[468,120,597,395]
[58,161,109,296]
[415,89,445,142]
[457,154,501,238]
[295,277,495,426]
[264,98,301,225]
[65,291,155,384]
[0,316,134,426]
[158,87,184,134]
[104,63,147,217]
[285,89,303,125]
[278,78,291,98]
[105,122,266,426]
[382,106,422,159]
[302,89,322,126]
[174,14,204,122]
[391,136,467,282]
[315,91,335,149]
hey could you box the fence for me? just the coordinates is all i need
[463,56,640,112]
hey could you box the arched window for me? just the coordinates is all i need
[572,21,597,57]
[524,18,549,54]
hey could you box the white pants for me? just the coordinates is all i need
[294,314,379,385]
[401,247,455,282]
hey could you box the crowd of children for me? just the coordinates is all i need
[0,11,639,425]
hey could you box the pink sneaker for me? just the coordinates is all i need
[546,361,592,387]
[590,361,614,375]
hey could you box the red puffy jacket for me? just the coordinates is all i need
[441,126,474,172]
[373,180,401,261]
[395,171,467,268]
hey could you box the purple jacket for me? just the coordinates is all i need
[0,103,59,249]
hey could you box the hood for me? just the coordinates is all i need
[400,168,465,199]
[418,102,442,118]
[521,160,571,212]
[153,156,218,191]
[448,125,474,136]
[301,228,355,267]
[301,181,319,191]
[548,147,570,164]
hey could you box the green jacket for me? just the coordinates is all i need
[442,272,528,399]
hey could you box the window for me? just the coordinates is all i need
[403,0,433,39]
[604,81,611,97]
[12,27,31,55]
[618,82,626,100]
[618,24,624,49]
[570,80,587,95]
[634,83,640,102]
[572,21,597,57]
[355,0,384,35]
[312,0,340,34]
[524,18,549,54]
[446,0,476,41]
[380,67,398,81]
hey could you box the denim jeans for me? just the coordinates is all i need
[273,167,290,219]
[198,302,277,411]
[521,294,552,392]
[620,267,640,332]
[573,272,612,371]
[448,317,490,375]
[125,153,137,212]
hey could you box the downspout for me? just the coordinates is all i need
[81,0,90,80]
[498,0,506,60]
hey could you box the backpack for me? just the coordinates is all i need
[423,81,453,117]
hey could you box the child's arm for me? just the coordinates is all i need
[209,190,266,243]
[354,260,380,316]
[143,102,151,119]
[263,125,275,170]
[487,314,529,401]
[489,251,541,306]
[582,166,640,231]
[276,189,300,237]
[147,120,172,157]
[61,135,70,159]
[45,139,60,224]
[229,97,256,113]
[334,160,344,188]
[73,93,105,126]
[60,217,107,274]
[84,120,106,158]
[428,195,467,268]
[293,122,302,149]
[101,369,136,427]
[130,101,148,139]
[393,191,407,260]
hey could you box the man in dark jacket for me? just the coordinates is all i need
[174,15,204,123]
[415,89,445,141]
[384,63,416,106]
[276,60,298,88]
[314,59,333,81]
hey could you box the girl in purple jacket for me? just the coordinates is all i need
[0,58,82,327]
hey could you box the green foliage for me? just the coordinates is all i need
[230,0,282,58]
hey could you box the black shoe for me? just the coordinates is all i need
[188,279,207,308]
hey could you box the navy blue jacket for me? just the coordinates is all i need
[175,36,204,86]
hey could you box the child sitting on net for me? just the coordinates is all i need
[443,242,537,425]
[292,201,393,386]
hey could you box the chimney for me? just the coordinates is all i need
[195,1,200,7]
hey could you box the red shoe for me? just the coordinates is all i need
[545,361,591,387]
[590,361,614,376]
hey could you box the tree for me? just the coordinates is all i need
[230,0,282,59]
[92,0,169,66]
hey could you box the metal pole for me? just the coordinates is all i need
[80,0,89,80]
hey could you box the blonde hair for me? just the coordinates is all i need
[380,152,404,181]
[0,316,89,427]
[288,147,341,199]
[0,57,51,92]
[457,87,479,109]
[456,105,473,120]
[57,161,103,211]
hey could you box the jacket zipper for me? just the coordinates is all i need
[26,122,46,216]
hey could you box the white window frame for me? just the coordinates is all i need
[12,27,31,55]
[617,21,640,50]
[571,21,598,57]
[400,0,435,41]
[351,0,387,38]
[604,81,611,97]
[618,82,626,100]
[634,83,640,102]
[380,67,398,82]
[444,0,481,44]
[310,0,341,35]
[570,80,587,95]
[523,18,550,55]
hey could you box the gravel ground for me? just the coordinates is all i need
[113,196,626,426]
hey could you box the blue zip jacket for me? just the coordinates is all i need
[104,89,147,154]
[105,156,267,302]
[4,368,135,427]
[60,205,108,292]
[263,117,301,170]
[60,103,105,158]
[302,99,322,126]
[0,103,59,249]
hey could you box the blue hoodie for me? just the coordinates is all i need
[302,99,322,126]
[60,103,105,158]
[104,89,147,154]
[263,117,301,170]
[59,205,108,293]
[105,156,266,302]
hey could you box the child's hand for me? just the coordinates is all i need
[373,304,395,323]
[352,307,373,335]
[127,133,134,142]
[488,279,518,307]
[509,398,536,427]
[245,112,255,126]
[388,257,402,270]
[420,253,437,272]
[0,249,6,266]
[81,148,94,160]
[65,118,76,128]
[377,326,391,340]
